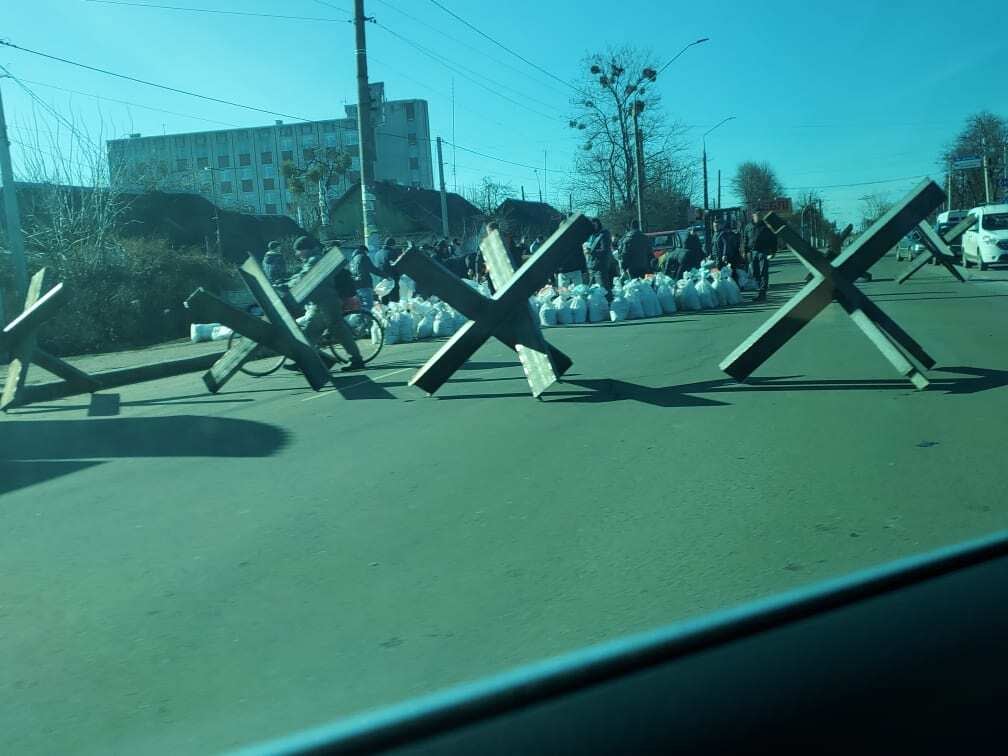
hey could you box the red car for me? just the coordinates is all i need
[645,230,684,261]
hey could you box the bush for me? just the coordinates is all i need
[1,236,237,356]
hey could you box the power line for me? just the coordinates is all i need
[0,39,319,122]
[374,22,563,121]
[371,0,570,98]
[425,0,576,92]
[444,140,570,176]
[783,174,931,191]
[17,77,244,128]
[83,0,350,21]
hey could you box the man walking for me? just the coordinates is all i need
[373,237,401,303]
[712,219,744,280]
[286,235,365,372]
[584,217,615,289]
[618,219,652,280]
[742,210,776,302]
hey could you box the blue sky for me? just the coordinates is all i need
[2,0,1006,227]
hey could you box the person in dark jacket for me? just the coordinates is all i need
[712,219,744,280]
[617,219,652,279]
[662,227,704,280]
[372,237,401,303]
[262,241,287,285]
[742,211,777,301]
[286,235,364,371]
[583,217,615,290]
[347,245,379,311]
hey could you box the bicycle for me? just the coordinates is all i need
[227,295,384,377]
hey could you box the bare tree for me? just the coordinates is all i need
[941,111,1007,209]
[567,46,694,228]
[280,147,354,230]
[730,161,784,209]
[859,192,893,231]
[465,176,515,216]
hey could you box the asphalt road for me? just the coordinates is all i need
[3,254,1008,755]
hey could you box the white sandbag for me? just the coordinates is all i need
[553,295,573,325]
[695,277,718,309]
[374,278,395,298]
[656,282,677,314]
[623,284,644,319]
[416,311,435,340]
[710,276,729,307]
[382,314,400,345]
[587,286,608,323]
[720,269,743,305]
[399,275,416,302]
[639,283,662,318]
[569,294,588,324]
[433,306,457,337]
[398,311,417,342]
[210,325,233,341]
[609,296,629,322]
[675,279,701,311]
[539,301,558,326]
[190,323,220,343]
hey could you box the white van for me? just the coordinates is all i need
[961,204,1008,270]
[937,210,967,225]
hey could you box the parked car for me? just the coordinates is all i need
[645,230,683,262]
[961,204,1008,270]
[896,230,925,262]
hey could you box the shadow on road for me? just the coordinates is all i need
[0,415,290,494]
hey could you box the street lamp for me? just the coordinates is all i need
[702,116,735,213]
[657,38,710,75]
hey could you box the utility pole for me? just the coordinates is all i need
[543,148,548,206]
[520,185,525,201]
[354,0,380,253]
[0,78,27,302]
[947,158,953,211]
[983,154,992,205]
[702,144,709,213]
[717,169,721,209]
[633,99,646,230]
[436,136,449,237]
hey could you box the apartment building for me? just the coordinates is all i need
[106,83,434,219]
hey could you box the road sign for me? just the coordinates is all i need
[753,197,793,214]
[952,157,982,170]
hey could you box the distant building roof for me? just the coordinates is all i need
[331,181,482,236]
[493,198,564,234]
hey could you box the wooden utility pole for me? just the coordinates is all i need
[0,77,27,301]
[354,0,380,253]
[632,100,646,230]
[436,136,449,237]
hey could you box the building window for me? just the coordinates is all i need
[239,153,251,166]
[263,178,275,190]
[281,149,293,162]
[220,180,233,193]
[303,147,316,162]
[261,151,273,164]
[405,102,416,121]
[176,157,189,171]
[408,133,418,146]
[241,179,254,193]
[265,203,278,214]
[218,155,230,168]
[301,124,314,134]
[216,132,229,144]
[174,135,186,147]
[409,157,420,169]
[195,134,207,145]
[281,126,293,136]
[196,156,209,169]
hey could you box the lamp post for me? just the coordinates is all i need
[702,116,735,213]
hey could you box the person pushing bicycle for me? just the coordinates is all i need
[286,234,366,373]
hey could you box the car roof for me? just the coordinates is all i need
[969,204,1008,214]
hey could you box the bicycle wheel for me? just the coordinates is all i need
[227,330,286,377]
[329,310,383,364]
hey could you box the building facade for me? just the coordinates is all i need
[106,83,434,220]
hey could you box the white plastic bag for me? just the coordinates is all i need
[609,296,629,322]
[569,295,588,324]
[639,283,662,317]
[399,274,416,302]
[190,323,220,343]
[656,282,677,314]
[373,277,395,299]
[553,295,573,325]
[539,301,558,326]
[675,279,701,311]
[382,314,400,345]
[416,311,435,340]
[695,277,718,309]
[587,286,608,323]
[623,283,644,319]
[710,276,729,307]
[720,269,743,305]
[433,306,457,337]
[398,311,417,342]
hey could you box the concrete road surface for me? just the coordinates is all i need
[3,255,1008,754]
